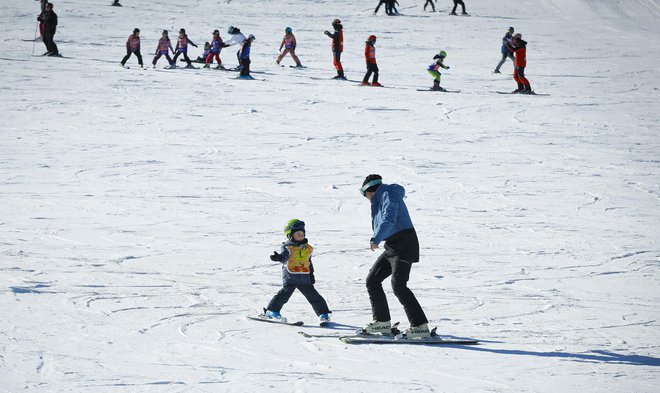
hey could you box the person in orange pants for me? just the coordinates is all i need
[276,27,302,67]
[324,19,345,79]
[506,33,532,94]
[361,35,381,86]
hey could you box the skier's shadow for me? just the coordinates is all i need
[457,346,660,366]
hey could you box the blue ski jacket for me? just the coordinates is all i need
[370,183,415,245]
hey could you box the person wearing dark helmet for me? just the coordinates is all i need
[120,28,143,68]
[506,33,532,93]
[361,35,381,87]
[324,19,345,80]
[450,0,468,15]
[494,26,515,74]
[172,28,198,69]
[359,175,430,339]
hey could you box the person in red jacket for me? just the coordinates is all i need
[120,28,143,68]
[361,35,381,86]
[506,33,532,94]
[324,19,345,80]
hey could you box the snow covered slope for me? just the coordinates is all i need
[1,0,658,392]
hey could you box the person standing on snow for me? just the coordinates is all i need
[324,19,345,80]
[172,28,198,68]
[276,27,302,67]
[494,27,515,74]
[225,26,247,69]
[152,30,174,68]
[423,0,436,12]
[506,33,532,93]
[361,35,381,86]
[359,175,430,339]
[427,50,450,91]
[238,34,255,78]
[450,0,468,15]
[120,28,143,68]
[38,2,59,56]
[204,30,225,69]
[262,219,332,324]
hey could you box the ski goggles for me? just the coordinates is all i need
[359,179,382,196]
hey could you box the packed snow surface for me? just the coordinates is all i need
[1,0,659,392]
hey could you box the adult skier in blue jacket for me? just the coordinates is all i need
[494,26,515,73]
[359,174,430,338]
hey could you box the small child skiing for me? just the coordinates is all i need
[361,35,381,86]
[172,28,198,68]
[427,50,450,91]
[194,42,210,63]
[120,28,143,68]
[494,27,515,73]
[506,33,532,93]
[204,30,224,69]
[263,219,332,323]
[152,30,174,68]
[238,34,255,79]
[276,27,302,67]
[324,19,345,80]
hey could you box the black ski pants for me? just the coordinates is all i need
[267,284,330,316]
[424,0,436,11]
[366,248,428,326]
[152,52,173,66]
[452,0,466,14]
[121,49,143,66]
[374,0,386,14]
[43,28,58,55]
[239,58,251,76]
[173,50,191,66]
[363,63,379,84]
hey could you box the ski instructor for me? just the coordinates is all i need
[359,174,430,338]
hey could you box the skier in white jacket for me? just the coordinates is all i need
[225,26,246,69]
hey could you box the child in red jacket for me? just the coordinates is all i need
[361,35,381,86]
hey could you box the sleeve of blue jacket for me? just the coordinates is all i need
[373,190,400,245]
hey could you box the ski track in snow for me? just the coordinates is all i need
[1,0,660,392]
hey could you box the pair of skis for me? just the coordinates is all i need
[247,315,479,345]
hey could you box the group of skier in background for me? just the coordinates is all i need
[35,1,533,92]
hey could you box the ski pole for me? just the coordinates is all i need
[32,21,38,56]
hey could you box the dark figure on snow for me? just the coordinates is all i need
[238,34,255,78]
[361,35,381,86]
[424,0,436,12]
[324,19,345,79]
[506,33,532,93]
[359,175,431,339]
[172,28,198,68]
[120,28,143,68]
[387,0,400,15]
[37,2,59,56]
[494,27,515,73]
[111,0,122,6]
[450,0,467,15]
[374,0,387,15]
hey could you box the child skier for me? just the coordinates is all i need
[263,219,332,323]
[204,30,224,69]
[427,50,450,91]
[276,27,302,67]
[506,33,532,93]
[120,28,143,68]
[172,28,198,68]
[361,35,381,86]
[494,27,515,73]
[152,30,174,68]
[324,19,345,80]
[225,26,247,69]
[238,34,255,79]
[193,42,210,63]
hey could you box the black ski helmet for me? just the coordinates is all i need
[179,28,186,34]
[228,26,238,34]
[133,28,140,34]
[162,29,168,35]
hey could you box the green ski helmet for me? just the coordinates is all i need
[434,50,447,59]
[284,219,305,239]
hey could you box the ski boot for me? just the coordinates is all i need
[203,63,211,68]
[360,81,370,86]
[493,69,501,74]
[319,313,331,323]
[401,323,431,339]
[371,82,382,87]
[215,64,225,70]
[264,310,287,323]
[359,320,392,335]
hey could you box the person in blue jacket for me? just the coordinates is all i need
[238,34,255,78]
[494,26,515,73]
[359,174,430,338]
[263,219,332,323]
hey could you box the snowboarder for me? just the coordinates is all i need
[172,28,198,68]
[225,26,247,69]
[238,34,255,78]
[423,0,436,12]
[427,50,450,91]
[37,2,59,56]
[506,33,532,93]
[204,30,224,69]
[450,0,468,15]
[361,35,381,86]
[359,175,430,338]
[276,27,302,67]
[120,28,143,68]
[152,30,174,68]
[494,27,515,73]
[324,19,345,79]
[263,219,332,324]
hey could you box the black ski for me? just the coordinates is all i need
[417,88,460,93]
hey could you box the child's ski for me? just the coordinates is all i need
[247,315,304,326]
[339,335,479,345]
[494,91,550,96]
[417,88,460,93]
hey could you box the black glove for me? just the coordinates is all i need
[270,251,281,261]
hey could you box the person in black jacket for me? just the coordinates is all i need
[37,3,59,56]
[324,19,345,79]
